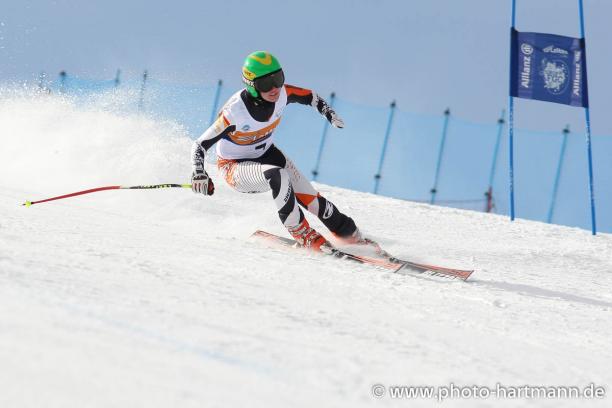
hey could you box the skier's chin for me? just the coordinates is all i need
[261,90,280,102]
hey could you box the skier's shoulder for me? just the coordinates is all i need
[217,90,245,124]
[284,84,312,97]
[223,90,244,111]
[284,84,314,105]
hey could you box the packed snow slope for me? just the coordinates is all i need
[1,93,611,408]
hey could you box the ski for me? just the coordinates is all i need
[251,230,474,281]
[252,230,404,272]
[348,239,473,280]
[388,256,473,280]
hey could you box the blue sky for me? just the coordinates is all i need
[1,0,611,135]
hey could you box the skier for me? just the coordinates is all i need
[190,51,369,252]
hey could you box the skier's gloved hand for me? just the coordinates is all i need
[191,171,215,196]
[327,109,344,128]
[312,93,344,129]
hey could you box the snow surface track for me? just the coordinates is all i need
[1,92,611,407]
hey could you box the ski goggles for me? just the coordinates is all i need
[254,69,285,93]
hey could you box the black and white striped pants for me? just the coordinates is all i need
[217,145,357,237]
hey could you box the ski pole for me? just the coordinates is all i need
[22,184,192,207]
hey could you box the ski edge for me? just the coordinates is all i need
[251,230,474,281]
[393,258,474,280]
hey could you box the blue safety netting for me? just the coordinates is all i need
[32,73,612,233]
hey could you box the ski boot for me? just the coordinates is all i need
[334,228,389,257]
[289,219,333,253]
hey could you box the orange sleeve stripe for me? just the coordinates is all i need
[221,114,230,127]
[285,85,312,97]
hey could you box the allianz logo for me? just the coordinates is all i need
[543,45,568,55]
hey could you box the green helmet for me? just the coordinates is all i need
[242,51,282,97]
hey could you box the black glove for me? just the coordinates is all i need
[191,171,215,196]
[312,94,344,128]
[326,108,344,128]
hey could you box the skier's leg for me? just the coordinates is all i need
[217,158,271,193]
[218,156,328,250]
[262,165,329,250]
[282,156,361,240]
[218,157,303,226]
[261,165,303,231]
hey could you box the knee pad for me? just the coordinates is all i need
[264,167,285,198]
[264,167,301,225]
